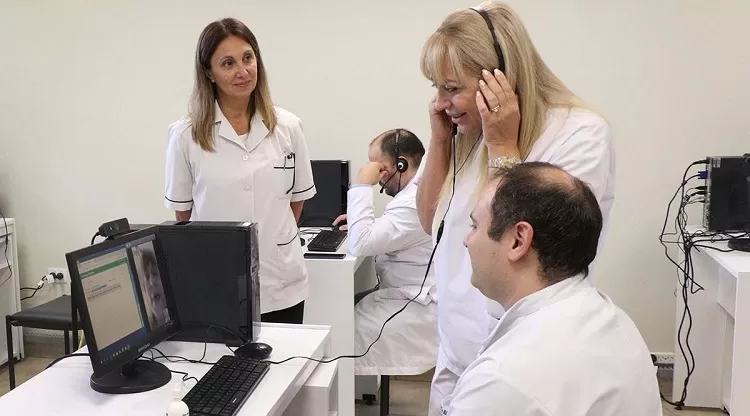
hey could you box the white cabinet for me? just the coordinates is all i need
[0,218,24,365]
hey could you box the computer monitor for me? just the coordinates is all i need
[66,226,180,394]
[299,160,350,227]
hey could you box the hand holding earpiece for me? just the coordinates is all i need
[476,69,521,156]
[429,94,455,144]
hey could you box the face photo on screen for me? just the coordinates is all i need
[131,242,170,330]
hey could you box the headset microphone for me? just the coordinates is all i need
[379,171,396,194]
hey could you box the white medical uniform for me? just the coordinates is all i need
[164,103,316,314]
[429,108,616,414]
[442,276,662,416]
[348,176,439,375]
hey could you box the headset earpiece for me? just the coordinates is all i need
[394,129,409,173]
[396,158,408,173]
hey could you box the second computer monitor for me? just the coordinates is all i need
[299,160,350,227]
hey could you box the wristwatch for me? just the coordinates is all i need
[488,156,522,169]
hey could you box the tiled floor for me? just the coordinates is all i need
[355,378,431,416]
[0,349,729,415]
[0,357,54,397]
[352,375,727,415]
[662,405,727,416]
[658,374,727,416]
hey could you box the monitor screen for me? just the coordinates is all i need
[299,160,350,227]
[67,227,179,381]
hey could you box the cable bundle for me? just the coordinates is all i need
[658,159,748,409]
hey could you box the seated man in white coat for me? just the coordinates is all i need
[444,162,661,415]
[333,128,438,376]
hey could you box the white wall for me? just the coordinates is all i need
[1,0,749,352]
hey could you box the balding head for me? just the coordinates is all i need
[486,162,603,284]
[368,129,425,169]
[489,161,577,190]
[367,129,425,197]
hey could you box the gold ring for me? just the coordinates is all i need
[490,106,500,113]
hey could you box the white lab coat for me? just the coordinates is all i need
[430,108,616,403]
[442,276,662,416]
[164,103,316,314]
[348,177,439,375]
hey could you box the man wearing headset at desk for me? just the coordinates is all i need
[333,129,438,377]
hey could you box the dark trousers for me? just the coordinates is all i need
[261,301,305,324]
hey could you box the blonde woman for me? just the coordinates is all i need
[416,2,615,412]
[165,18,316,324]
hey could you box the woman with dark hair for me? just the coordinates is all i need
[164,18,316,324]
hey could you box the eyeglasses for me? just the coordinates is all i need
[283,151,296,194]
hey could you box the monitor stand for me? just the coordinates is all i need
[728,237,750,252]
[90,359,172,394]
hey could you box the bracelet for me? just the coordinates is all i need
[488,156,522,169]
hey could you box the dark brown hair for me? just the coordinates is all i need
[489,162,603,283]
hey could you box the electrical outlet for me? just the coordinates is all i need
[651,352,674,367]
[48,267,70,283]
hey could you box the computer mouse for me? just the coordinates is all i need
[234,342,273,360]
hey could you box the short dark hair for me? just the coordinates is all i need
[488,162,603,284]
[372,129,426,169]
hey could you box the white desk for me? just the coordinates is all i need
[673,237,750,414]
[301,228,373,416]
[0,323,336,416]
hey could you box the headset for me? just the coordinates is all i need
[379,129,409,194]
[470,7,506,73]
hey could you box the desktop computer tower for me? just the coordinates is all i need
[703,155,750,232]
[299,160,350,227]
[153,221,261,346]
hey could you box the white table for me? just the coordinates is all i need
[673,236,750,414]
[301,227,375,416]
[0,323,336,416]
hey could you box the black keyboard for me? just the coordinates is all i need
[307,229,347,252]
[182,355,270,416]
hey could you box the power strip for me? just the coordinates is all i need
[651,352,675,367]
